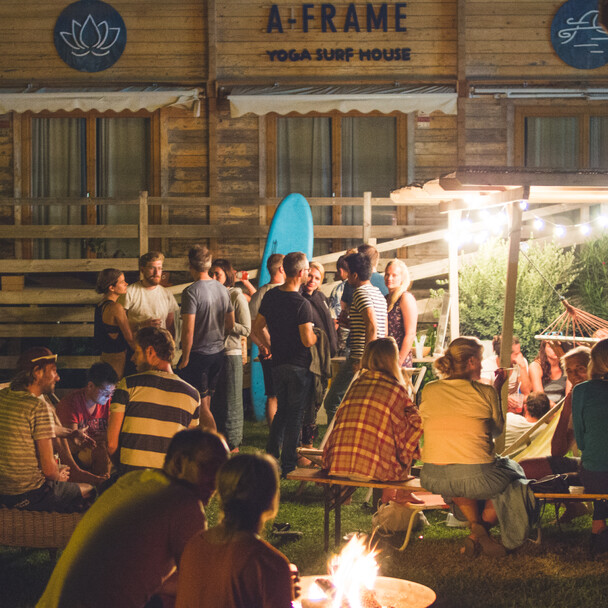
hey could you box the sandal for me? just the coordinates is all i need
[461,536,479,557]
[471,523,507,558]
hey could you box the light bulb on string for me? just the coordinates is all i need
[519,200,529,211]
[474,230,489,245]
[554,225,565,238]
[598,215,608,229]
[533,218,544,231]
[580,223,591,236]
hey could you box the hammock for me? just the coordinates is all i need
[534,299,608,346]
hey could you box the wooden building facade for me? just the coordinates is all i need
[0,0,607,269]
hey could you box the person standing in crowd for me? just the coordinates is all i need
[481,335,531,414]
[94,268,136,378]
[122,251,180,337]
[530,341,569,406]
[37,429,229,608]
[329,251,355,356]
[572,338,608,555]
[300,260,337,452]
[0,348,94,513]
[176,454,297,608]
[107,327,202,476]
[178,245,235,428]
[384,258,417,368]
[209,258,251,452]
[56,362,118,477]
[249,253,286,426]
[323,252,388,423]
[253,251,317,477]
[504,392,550,446]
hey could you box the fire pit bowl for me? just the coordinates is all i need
[296,575,436,608]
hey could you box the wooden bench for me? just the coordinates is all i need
[534,492,608,526]
[285,467,447,551]
[0,508,82,559]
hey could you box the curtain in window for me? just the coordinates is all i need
[525,117,578,170]
[97,117,150,258]
[342,116,397,248]
[31,118,86,259]
[277,117,331,255]
[589,117,608,168]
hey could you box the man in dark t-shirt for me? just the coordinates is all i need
[253,251,317,476]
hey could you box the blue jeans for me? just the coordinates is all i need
[211,354,243,450]
[267,364,313,476]
[323,356,357,422]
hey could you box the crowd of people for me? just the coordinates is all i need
[1,241,608,607]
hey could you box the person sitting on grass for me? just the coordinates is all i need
[176,453,298,608]
[420,337,536,557]
[322,337,423,505]
[504,391,550,447]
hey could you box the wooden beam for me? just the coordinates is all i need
[0,324,93,338]
[495,201,523,454]
[454,167,608,187]
[448,209,461,341]
[139,190,149,257]
[0,226,138,238]
[438,187,525,212]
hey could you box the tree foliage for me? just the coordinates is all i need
[570,235,608,321]
[457,238,577,360]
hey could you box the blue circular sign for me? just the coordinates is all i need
[551,0,608,69]
[54,0,127,72]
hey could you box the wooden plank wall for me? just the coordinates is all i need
[466,0,608,80]
[215,0,457,81]
[213,106,263,269]
[0,113,13,258]
[161,105,210,259]
[0,1,207,85]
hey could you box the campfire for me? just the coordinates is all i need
[296,535,435,608]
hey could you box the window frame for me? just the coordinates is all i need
[265,110,408,249]
[18,109,161,258]
[514,104,608,169]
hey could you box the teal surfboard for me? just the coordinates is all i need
[251,193,314,420]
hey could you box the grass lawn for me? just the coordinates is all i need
[2,420,608,607]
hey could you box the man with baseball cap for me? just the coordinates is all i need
[0,347,93,512]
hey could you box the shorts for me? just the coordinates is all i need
[178,351,225,398]
[260,357,275,397]
[0,480,87,513]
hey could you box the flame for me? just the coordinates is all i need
[328,535,379,608]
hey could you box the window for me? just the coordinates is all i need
[26,113,154,259]
[269,113,405,255]
[516,107,608,170]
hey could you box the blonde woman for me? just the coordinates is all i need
[323,338,422,501]
[384,259,417,367]
[573,338,608,555]
[420,337,535,557]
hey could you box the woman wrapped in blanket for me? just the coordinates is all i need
[420,336,536,557]
[322,337,423,504]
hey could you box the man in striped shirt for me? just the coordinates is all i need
[0,347,92,512]
[323,252,388,422]
[107,327,201,476]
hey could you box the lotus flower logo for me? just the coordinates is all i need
[60,14,120,57]
[54,0,127,72]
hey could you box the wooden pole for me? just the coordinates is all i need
[139,190,149,257]
[363,191,372,244]
[495,199,523,454]
[448,209,461,341]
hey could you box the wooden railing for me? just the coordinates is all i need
[0,191,434,274]
[0,194,594,370]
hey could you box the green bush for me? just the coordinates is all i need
[455,238,577,360]
[571,235,608,320]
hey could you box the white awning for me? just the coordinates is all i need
[227,85,457,117]
[0,88,202,115]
